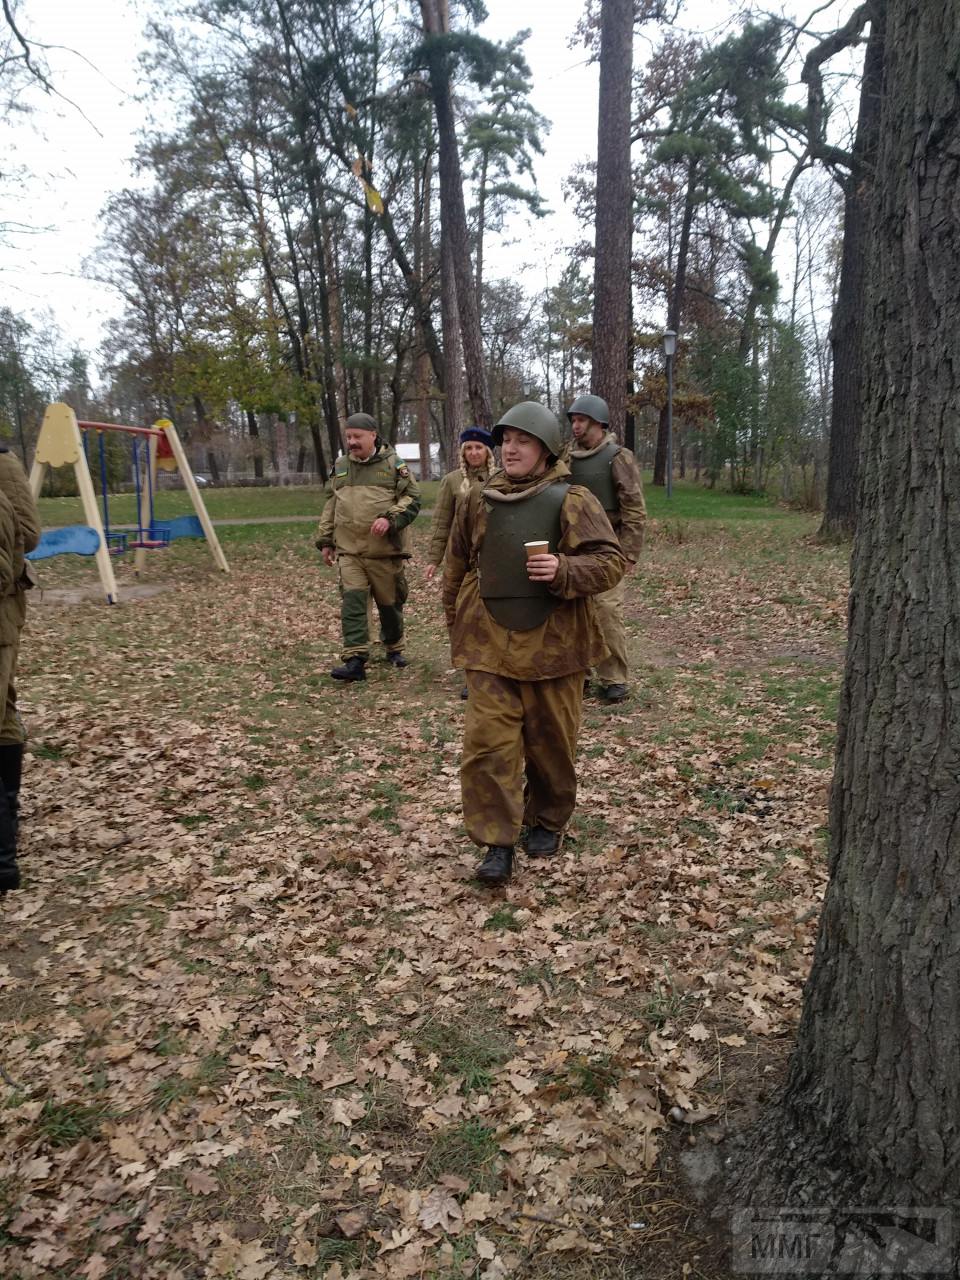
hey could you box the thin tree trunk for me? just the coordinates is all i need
[419,0,493,429]
[819,3,885,540]
[440,218,463,465]
[245,408,264,479]
[653,159,698,483]
[730,0,960,1229]
[590,0,633,442]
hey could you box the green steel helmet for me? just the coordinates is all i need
[492,401,563,457]
[566,393,609,425]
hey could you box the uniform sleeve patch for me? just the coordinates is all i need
[397,464,410,477]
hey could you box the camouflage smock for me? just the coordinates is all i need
[569,431,646,561]
[0,450,39,644]
[316,443,420,559]
[442,459,626,681]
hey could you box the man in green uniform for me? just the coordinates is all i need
[316,413,421,682]
[567,394,646,703]
[443,402,625,885]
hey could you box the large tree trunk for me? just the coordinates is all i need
[729,1,960,1247]
[590,0,633,442]
[419,0,493,429]
[819,4,885,540]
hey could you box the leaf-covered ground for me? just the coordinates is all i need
[1,501,849,1279]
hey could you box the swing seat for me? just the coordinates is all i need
[130,529,171,550]
[106,532,128,556]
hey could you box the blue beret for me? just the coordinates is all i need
[460,426,494,447]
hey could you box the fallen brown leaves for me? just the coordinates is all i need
[0,512,849,1278]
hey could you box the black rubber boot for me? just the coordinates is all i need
[525,825,561,857]
[459,686,468,701]
[386,652,408,668]
[0,743,24,839]
[0,786,20,894]
[331,656,367,682]
[475,846,513,885]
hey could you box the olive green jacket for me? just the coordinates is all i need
[0,450,39,643]
[317,444,421,559]
[569,431,646,562]
[427,465,491,566]
[442,459,626,681]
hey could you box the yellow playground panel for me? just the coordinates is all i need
[29,403,229,604]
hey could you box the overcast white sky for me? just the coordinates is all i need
[0,0,852,374]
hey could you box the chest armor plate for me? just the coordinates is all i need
[478,482,569,631]
[569,440,619,512]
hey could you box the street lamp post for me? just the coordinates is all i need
[662,329,676,499]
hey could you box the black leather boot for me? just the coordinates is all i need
[525,825,561,857]
[330,656,367,682]
[0,743,24,839]
[475,846,513,885]
[599,684,628,704]
[386,651,408,668]
[0,786,19,894]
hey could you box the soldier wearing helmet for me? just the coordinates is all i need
[566,394,646,703]
[316,412,421,682]
[443,401,626,885]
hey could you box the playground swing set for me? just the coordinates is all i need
[27,402,229,604]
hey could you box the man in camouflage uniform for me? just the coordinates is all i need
[567,394,646,703]
[443,401,625,885]
[0,446,40,893]
[317,413,421,682]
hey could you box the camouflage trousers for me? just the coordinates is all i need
[593,575,628,685]
[338,555,408,659]
[461,668,584,848]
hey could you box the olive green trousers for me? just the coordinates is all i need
[460,668,584,848]
[338,555,408,659]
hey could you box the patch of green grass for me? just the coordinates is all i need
[414,1019,511,1093]
[30,742,64,761]
[241,772,268,791]
[152,1052,230,1113]
[420,1121,500,1191]
[640,978,690,1029]
[177,813,214,829]
[483,905,522,933]
[32,1099,110,1147]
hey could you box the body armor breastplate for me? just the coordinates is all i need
[478,482,569,631]
[569,439,619,512]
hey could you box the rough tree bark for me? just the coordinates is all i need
[590,0,633,442]
[729,3,960,1257]
[819,2,885,540]
[419,0,493,430]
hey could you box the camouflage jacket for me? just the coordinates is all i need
[0,449,39,642]
[427,465,491,566]
[569,431,646,561]
[442,459,626,680]
[316,443,421,559]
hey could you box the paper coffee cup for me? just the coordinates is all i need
[524,540,549,559]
